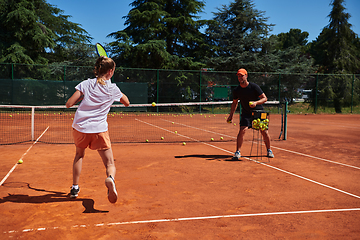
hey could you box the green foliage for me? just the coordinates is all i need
[108,0,208,69]
[310,0,360,74]
[309,0,360,112]
[204,0,273,72]
[0,0,92,65]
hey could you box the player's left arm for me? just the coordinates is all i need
[254,93,267,106]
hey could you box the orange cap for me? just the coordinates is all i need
[236,68,247,76]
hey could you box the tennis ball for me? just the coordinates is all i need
[182,142,186,145]
[18,159,23,164]
[172,122,174,124]
[161,137,164,140]
[9,115,12,117]
[220,137,223,140]
[175,131,177,134]
[249,101,254,106]
[233,123,236,126]
[145,139,149,142]
[227,120,232,124]
[211,138,214,141]
[152,102,156,107]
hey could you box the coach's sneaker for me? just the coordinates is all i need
[233,150,241,160]
[70,186,80,198]
[105,175,118,203]
[267,149,274,158]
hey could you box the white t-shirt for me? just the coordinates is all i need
[72,78,123,133]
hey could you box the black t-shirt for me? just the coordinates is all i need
[233,82,264,115]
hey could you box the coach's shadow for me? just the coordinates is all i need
[175,154,242,162]
[0,183,108,213]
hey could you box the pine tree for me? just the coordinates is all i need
[310,0,360,74]
[108,0,208,69]
[309,0,360,112]
[204,0,273,72]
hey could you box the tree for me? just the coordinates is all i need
[276,28,309,50]
[309,0,360,112]
[108,0,209,69]
[0,0,92,64]
[204,0,273,72]
[310,0,360,74]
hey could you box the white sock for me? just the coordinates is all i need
[72,185,79,190]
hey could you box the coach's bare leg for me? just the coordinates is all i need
[236,126,248,151]
[73,147,86,185]
[261,130,271,149]
[98,148,116,178]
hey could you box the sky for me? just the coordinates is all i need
[47,0,360,45]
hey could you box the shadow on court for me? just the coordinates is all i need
[175,154,238,161]
[0,182,108,213]
[175,154,270,162]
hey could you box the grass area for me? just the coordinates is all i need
[287,102,360,114]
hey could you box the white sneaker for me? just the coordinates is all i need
[105,175,118,203]
[267,149,274,158]
[233,150,241,160]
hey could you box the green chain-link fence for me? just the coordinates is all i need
[0,63,359,113]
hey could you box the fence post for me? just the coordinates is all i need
[11,63,14,104]
[351,74,355,113]
[63,66,66,104]
[199,70,202,112]
[315,74,318,114]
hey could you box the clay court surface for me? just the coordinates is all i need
[1,114,360,239]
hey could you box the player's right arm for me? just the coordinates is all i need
[227,99,238,123]
[66,90,83,108]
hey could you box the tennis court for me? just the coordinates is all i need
[1,108,359,239]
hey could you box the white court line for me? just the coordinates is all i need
[136,119,360,199]
[270,145,360,170]
[3,208,360,234]
[160,118,360,170]
[0,126,49,187]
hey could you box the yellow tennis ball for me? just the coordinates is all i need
[249,101,254,106]
[161,137,164,140]
[175,131,177,134]
[227,120,232,124]
[145,139,149,142]
[211,138,214,141]
[152,102,156,107]
[18,159,23,164]
[182,142,186,145]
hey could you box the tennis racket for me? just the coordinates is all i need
[95,43,108,57]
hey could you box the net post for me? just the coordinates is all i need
[283,101,288,140]
[31,107,35,141]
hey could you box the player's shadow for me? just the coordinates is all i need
[175,154,240,162]
[0,182,108,213]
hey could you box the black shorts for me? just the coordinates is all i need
[240,112,252,128]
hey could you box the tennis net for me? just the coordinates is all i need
[0,101,284,145]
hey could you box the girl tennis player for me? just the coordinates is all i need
[66,56,130,203]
